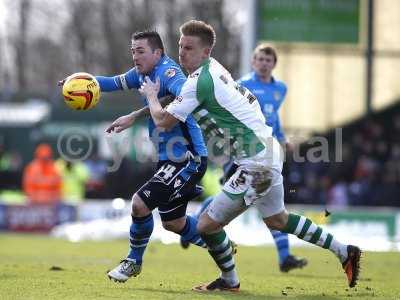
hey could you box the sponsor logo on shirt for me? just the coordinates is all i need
[264,104,274,114]
[164,68,176,78]
[273,91,281,101]
[219,75,228,84]
[252,89,265,94]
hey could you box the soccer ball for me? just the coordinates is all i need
[62,72,101,110]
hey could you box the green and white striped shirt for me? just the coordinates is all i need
[167,58,273,159]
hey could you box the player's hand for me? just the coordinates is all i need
[106,113,137,133]
[57,78,67,86]
[139,76,160,99]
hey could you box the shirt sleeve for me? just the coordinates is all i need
[162,66,187,96]
[166,79,200,122]
[273,83,288,142]
[95,68,140,92]
[276,83,287,110]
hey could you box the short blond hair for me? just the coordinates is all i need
[179,20,216,49]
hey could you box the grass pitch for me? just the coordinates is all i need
[0,234,399,300]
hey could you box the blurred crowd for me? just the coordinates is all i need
[0,142,154,205]
[285,112,400,208]
[1,110,399,207]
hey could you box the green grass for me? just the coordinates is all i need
[0,234,398,300]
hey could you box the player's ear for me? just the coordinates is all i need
[251,57,256,68]
[204,47,211,56]
[155,48,162,57]
[252,53,259,65]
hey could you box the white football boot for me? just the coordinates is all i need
[107,258,142,283]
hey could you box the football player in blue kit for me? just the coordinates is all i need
[88,31,209,282]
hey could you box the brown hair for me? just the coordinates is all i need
[179,20,216,49]
[253,44,277,64]
[132,30,165,54]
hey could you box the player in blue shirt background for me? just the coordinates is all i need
[237,45,287,145]
[82,31,209,282]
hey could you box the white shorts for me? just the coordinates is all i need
[207,138,285,224]
[207,182,285,224]
[222,142,283,205]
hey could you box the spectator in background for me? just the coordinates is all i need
[22,143,61,204]
[0,143,11,173]
[84,153,108,199]
[56,159,89,203]
[327,179,349,207]
[105,156,135,199]
[0,144,21,190]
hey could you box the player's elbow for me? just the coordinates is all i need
[154,113,176,130]
[157,120,175,131]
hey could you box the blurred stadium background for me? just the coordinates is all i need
[0,0,399,259]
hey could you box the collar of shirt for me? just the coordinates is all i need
[251,71,276,84]
[142,55,169,79]
[189,57,211,77]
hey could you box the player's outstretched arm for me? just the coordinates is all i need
[105,95,175,134]
[106,113,137,133]
[133,95,175,119]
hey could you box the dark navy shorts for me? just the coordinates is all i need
[137,157,207,221]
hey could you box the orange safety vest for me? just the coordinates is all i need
[22,160,62,204]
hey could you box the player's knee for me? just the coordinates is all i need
[161,222,175,232]
[162,218,185,233]
[131,194,151,217]
[264,210,288,230]
[162,222,180,233]
[196,218,207,234]
[197,213,221,234]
